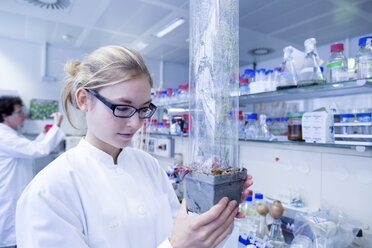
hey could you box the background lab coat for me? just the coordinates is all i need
[16,138,180,247]
[0,123,65,247]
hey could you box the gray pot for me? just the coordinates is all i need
[184,170,247,214]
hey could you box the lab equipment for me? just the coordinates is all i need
[355,36,372,79]
[298,38,325,86]
[327,43,348,83]
[278,46,298,89]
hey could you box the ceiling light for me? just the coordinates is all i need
[153,18,185,38]
[24,0,70,9]
[130,41,148,51]
[248,47,274,56]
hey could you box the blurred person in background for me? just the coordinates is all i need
[0,96,64,248]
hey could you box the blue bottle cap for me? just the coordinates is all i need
[274,67,281,72]
[356,113,372,117]
[245,195,253,202]
[358,36,372,46]
[272,117,280,122]
[255,193,263,200]
[281,117,289,121]
[339,114,354,118]
[244,69,253,74]
[161,90,167,94]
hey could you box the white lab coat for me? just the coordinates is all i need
[0,123,65,247]
[16,138,180,248]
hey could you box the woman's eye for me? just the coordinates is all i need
[116,106,132,112]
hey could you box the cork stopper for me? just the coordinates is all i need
[256,203,269,216]
[270,200,284,219]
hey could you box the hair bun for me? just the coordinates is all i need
[64,60,82,77]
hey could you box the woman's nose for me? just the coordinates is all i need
[127,112,142,129]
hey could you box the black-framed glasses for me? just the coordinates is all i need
[87,89,157,119]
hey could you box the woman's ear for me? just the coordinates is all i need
[76,88,89,112]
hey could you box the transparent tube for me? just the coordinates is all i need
[189,0,239,174]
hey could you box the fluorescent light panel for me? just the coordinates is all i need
[153,18,185,38]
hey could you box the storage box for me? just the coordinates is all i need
[302,109,333,143]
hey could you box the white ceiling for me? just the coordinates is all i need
[0,0,371,65]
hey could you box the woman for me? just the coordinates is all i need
[0,96,64,248]
[16,46,253,248]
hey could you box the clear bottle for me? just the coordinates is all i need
[239,114,246,139]
[245,113,258,139]
[256,203,269,240]
[327,43,348,83]
[278,46,298,89]
[268,201,285,247]
[240,195,255,216]
[258,115,272,140]
[280,117,289,137]
[356,113,372,135]
[355,36,372,79]
[271,118,281,136]
[339,114,355,135]
[265,69,274,91]
[273,67,281,90]
[298,38,325,86]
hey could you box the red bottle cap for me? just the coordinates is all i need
[331,43,344,52]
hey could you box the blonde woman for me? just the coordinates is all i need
[16,46,253,248]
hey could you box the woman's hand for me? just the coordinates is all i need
[51,112,63,127]
[169,197,238,248]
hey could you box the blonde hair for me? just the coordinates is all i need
[61,46,153,128]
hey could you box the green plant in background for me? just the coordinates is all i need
[29,99,59,119]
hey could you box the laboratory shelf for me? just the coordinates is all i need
[240,138,372,149]
[239,78,372,104]
[156,79,372,108]
[147,133,372,150]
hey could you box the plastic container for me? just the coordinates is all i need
[271,118,281,136]
[339,114,355,135]
[298,38,325,86]
[278,46,298,89]
[355,36,372,79]
[327,43,348,83]
[280,117,289,136]
[245,113,258,139]
[356,113,372,135]
[288,114,303,141]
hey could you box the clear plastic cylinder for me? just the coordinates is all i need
[189,0,239,173]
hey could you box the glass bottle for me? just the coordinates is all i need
[268,201,285,247]
[298,38,325,86]
[355,36,372,79]
[278,46,298,89]
[256,203,269,240]
[327,43,348,83]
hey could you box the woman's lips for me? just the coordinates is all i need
[117,133,134,139]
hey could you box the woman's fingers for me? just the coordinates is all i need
[194,197,229,227]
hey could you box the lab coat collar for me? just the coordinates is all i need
[77,138,127,168]
[0,122,17,134]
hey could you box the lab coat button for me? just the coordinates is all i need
[116,167,124,174]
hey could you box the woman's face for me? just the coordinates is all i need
[85,77,152,153]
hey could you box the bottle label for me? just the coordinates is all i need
[327,61,343,69]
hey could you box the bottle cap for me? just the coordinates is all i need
[255,193,263,200]
[358,36,372,46]
[356,113,371,117]
[245,195,253,202]
[331,43,344,52]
